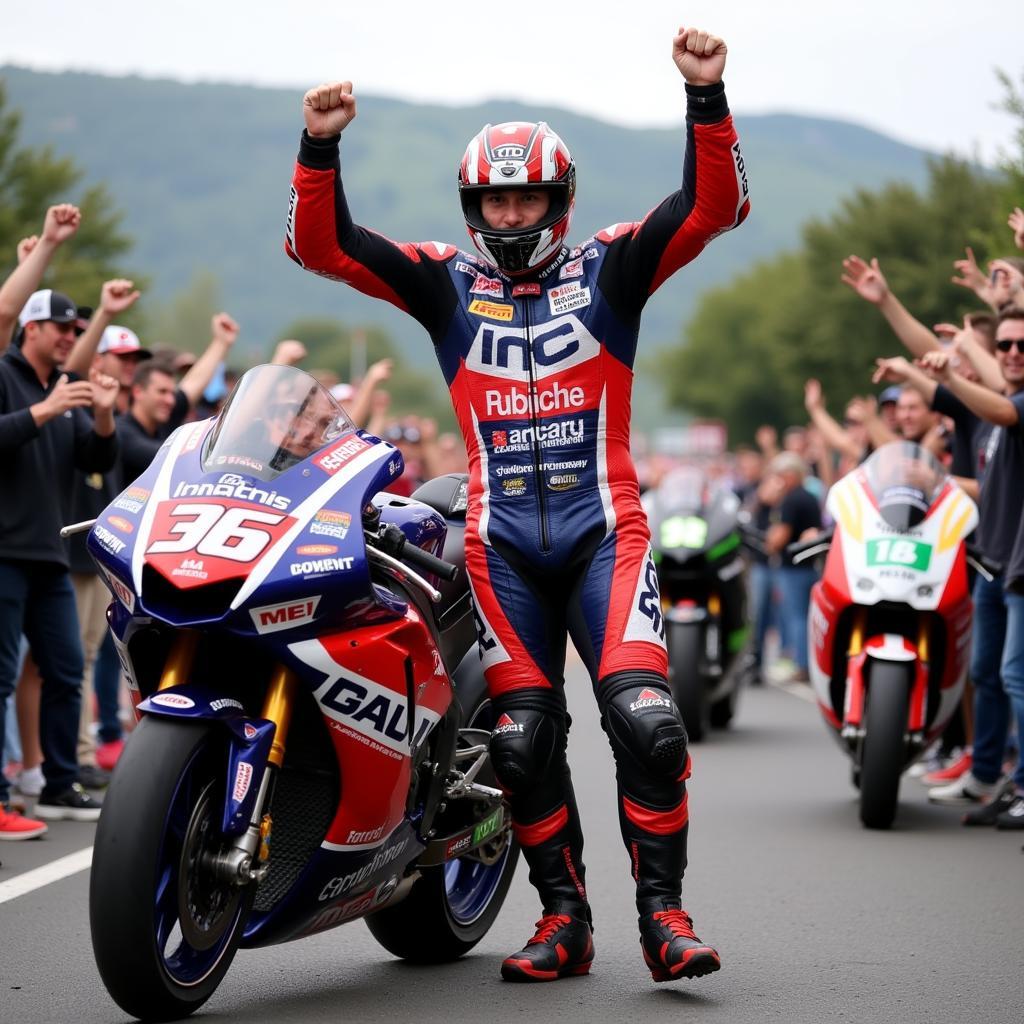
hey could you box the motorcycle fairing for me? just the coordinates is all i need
[825,473,977,612]
[287,602,451,853]
[811,459,977,746]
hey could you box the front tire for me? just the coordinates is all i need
[668,623,710,742]
[90,717,253,1021]
[859,661,912,829]
[365,691,518,962]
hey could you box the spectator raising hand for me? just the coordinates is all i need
[1009,207,1024,251]
[988,259,1024,312]
[951,246,994,307]
[65,279,143,381]
[0,203,83,344]
[271,339,308,366]
[16,236,39,264]
[843,252,943,358]
[840,254,889,304]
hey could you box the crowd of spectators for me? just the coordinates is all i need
[3,197,1022,843]
[0,204,468,843]
[639,205,1024,832]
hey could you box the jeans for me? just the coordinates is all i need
[968,575,1021,786]
[997,591,1024,790]
[0,560,84,804]
[777,566,817,673]
[749,562,776,667]
[94,629,123,744]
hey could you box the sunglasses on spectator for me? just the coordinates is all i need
[385,425,422,443]
[995,338,1024,354]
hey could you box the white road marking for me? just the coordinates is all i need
[0,845,93,905]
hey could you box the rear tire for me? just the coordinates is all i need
[90,717,253,1021]
[668,623,710,742]
[859,661,912,829]
[365,691,518,962]
[710,687,737,729]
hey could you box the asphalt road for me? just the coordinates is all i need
[2,672,1022,1024]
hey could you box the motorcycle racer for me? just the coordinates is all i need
[286,24,748,983]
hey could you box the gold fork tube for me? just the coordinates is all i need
[157,631,200,690]
[848,609,866,656]
[261,664,299,768]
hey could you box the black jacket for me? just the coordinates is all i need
[0,345,119,566]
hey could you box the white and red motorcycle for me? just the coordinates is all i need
[791,442,993,829]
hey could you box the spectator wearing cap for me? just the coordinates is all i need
[761,452,822,682]
[0,288,120,831]
[64,278,144,415]
[878,385,901,431]
[118,313,239,483]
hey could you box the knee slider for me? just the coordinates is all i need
[599,672,687,778]
[488,699,567,796]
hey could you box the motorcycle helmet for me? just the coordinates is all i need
[458,121,575,276]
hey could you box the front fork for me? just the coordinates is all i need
[156,632,299,886]
[840,611,930,746]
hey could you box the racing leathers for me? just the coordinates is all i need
[286,81,749,919]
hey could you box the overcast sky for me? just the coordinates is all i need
[2,1,1021,162]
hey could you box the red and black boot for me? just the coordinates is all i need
[639,902,720,983]
[501,902,594,982]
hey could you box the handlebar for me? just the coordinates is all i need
[738,523,768,557]
[785,527,834,564]
[375,523,459,582]
[966,545,1002,583]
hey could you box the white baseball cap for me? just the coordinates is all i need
[97,325,152,359]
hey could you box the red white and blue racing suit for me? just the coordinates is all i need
[286,81,749,918]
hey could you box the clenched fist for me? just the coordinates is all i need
[212,312,240,348]
[304,81,357,138]
[672,27,727,85]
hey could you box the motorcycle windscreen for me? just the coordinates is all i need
[202,364,358,481]
[861,441,947,531]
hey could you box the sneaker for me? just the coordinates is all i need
[962,779,1018,826]
[0,804,48,840]
[500,910,594,982]
[95,739,124,772]
[768,658,798,683]
[639,904,721,983]
[928,772,999,806]
[35,783,102,821]
[908,744,944,779]
[921,749,972,787]
[76,764,111,790]
[995,793,1024,830]
[13,765,44,798]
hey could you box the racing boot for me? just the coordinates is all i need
[638,899,720,983]
[500,901,594,982]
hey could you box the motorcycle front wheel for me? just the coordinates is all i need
[858,661,912,829]
[668,622,710,742]
[90,717,254,1021]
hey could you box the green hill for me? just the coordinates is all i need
[0,67,934,424]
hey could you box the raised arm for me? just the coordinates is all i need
[178,313,239,408]
[803,379,863,461]
[286,81,457,338]
[918,350,1019,427]
[595,27,749,318]
[63,279,141,377]
[346,358,392,429]
[0,205,81,343]
[841,254,940,358]
[871,356,938,404]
